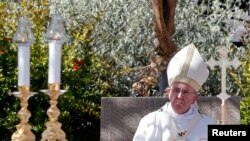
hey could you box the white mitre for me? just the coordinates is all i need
[167,43,209,92]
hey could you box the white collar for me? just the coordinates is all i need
[167,104,197,119]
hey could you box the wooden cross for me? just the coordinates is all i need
[207,47,241,124]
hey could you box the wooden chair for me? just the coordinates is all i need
[100,96,240,141]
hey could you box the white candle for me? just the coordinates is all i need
[18,45,30,86]
[48,42,62,84]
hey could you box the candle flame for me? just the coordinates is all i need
[21,37,26,43]
[53,33,60,40]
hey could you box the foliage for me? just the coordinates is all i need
[48,0,156,96]
[234,60,250,125]
[0,2,24,140]
[48,0,249,96]
[174,0,247,96]
[230,32,250,124]
[175,0,250,124]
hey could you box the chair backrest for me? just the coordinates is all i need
[224,96,241,124]
[100,96,240,141]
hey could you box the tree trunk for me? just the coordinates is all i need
[132,0,178,96]
[151,0,177,57]
[151,0,177,95]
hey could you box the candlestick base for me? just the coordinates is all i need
[11,86,36,141]
[40,83,67,141]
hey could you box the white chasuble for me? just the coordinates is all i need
[133,102,215,141]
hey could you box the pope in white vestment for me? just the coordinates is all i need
[133,43,216,141]
[133,103,215,141]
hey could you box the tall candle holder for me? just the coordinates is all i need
[12,16,36,141]
[40,83,67,141]
[11,86,36,141]
[40,14,68,140]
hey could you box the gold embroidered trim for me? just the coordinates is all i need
[169,76,201,92]
[181,44,195,76]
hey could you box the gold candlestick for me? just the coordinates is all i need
[40,83,67,141]
[11,86,36,141]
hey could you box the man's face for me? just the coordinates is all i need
[166,82,198,114]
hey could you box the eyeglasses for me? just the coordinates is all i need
[170,87,196,96]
